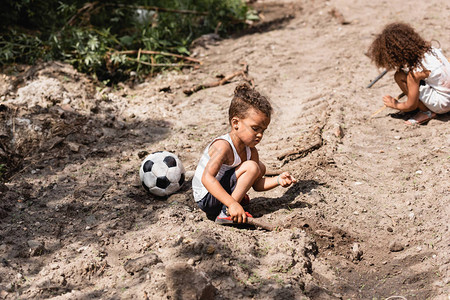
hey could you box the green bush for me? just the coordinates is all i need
[0,0,251,81]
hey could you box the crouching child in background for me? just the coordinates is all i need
[368,22,450,124]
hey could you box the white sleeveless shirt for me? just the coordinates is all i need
[417,47,450,113]
[192,133,251,202]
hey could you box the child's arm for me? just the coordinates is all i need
[251,148,297,191]
[253,171,297,191]
[383,70,429,111]
[201,140,246,222]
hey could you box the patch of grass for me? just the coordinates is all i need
[237,262,251,273]
[270,265,291,274]
[269,274,284,285]
[255,247,269,257]
[247,273,262,285]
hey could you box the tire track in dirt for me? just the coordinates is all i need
[291,0,450,298]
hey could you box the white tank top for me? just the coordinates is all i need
[419,47,450,95]
[192,133,251,202]
[416,47,450,113]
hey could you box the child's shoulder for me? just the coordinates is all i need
[211,137,232,148]
[208,138,235,164]
[209,138,233,154]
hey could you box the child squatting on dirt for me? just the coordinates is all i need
[192,83,297,224]
[368,22,450,125]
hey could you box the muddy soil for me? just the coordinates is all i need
[0,0,449,299]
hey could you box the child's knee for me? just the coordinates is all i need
[240,160,261,176]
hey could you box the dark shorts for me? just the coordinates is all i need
[197,168,237,221]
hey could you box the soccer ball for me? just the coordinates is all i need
[139,151,186,197]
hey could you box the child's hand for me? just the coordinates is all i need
[228,202,247,223]
[277,172,297,187]
[383,95,397,108]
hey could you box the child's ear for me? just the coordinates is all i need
[231,117,239,130]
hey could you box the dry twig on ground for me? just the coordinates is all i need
[277,125,323,162]
[247,217,277,231]
[110,50,202,65]
[329,8,350,25]
[183,62,254,96]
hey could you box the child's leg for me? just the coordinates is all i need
[416,101,429,111]
[257,160,266,177]
[198,167,245,220]
[232,160,261,204]
[197,195,225,221]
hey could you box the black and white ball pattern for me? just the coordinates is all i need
[139,151,185,197]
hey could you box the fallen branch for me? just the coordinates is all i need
[64,2,208,31]
[184,70,244,95]
[277,126,323,161]
[367,69,388,88]
[125,57,198,67]
[183,62,253,96]
[105,3,209,16]
[112,50,202,64]
[247,217,277,231]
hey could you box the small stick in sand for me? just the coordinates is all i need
[367,69,388,88]
[370,92,405,119]
[224,208,277,231]
[183,62,252,96]
[369,105,387,118]
[247,217,277,231]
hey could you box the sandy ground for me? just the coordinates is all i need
[0,0,449,299]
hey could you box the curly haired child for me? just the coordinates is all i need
[368,22,450,125]
[192,83,296,224]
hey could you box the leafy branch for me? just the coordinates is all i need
[0,0,252,82]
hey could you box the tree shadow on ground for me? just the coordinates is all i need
[231,2,298,39]
[325,251,439,299]
[173,226,312,299]
[0,101,172,296]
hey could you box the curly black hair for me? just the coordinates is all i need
[368,22,431,71]
[228,82,272,124]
